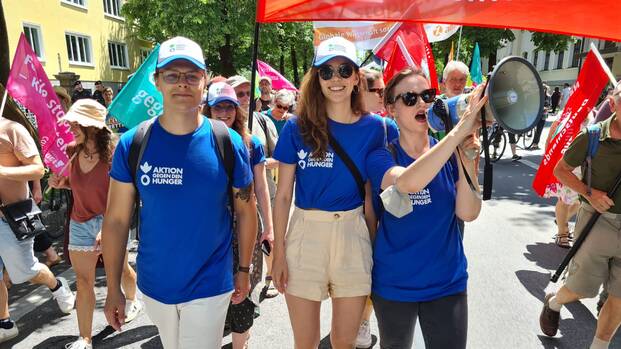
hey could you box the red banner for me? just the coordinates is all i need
[373,23,438,87]
[257,1,621,42]
[532,51,609,196]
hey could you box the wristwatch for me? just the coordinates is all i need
[238,264,253,273]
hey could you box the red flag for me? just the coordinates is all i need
[257,1,621,42]
[532,51,609,196]
[373,23,438,88]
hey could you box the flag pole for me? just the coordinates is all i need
[0,90,8,119]
[248,19,261,132]
[455,27,463,61]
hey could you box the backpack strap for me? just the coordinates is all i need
[208,119,235,225]
[127,117,157,240]
[585,124,602,196]
[327,129,366,203]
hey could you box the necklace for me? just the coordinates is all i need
[83,149,99,160]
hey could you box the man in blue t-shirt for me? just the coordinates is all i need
[101,37,256,349]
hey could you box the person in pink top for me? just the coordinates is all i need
[49,99,141,349]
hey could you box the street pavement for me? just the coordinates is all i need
[3,119,621,348]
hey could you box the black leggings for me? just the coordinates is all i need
[372,291,468,349]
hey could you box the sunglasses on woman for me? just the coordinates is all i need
[391,88,437,106]
[318,63,354,81]
[276,104,289,111]
[369,88,384,98]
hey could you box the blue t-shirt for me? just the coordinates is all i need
[249,135,266,167]
[264,109,287,135]
[110,117,253,304]
[366,137,467,302]
[273,114,386,211]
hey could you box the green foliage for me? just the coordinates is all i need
[431,27,514,77]
[530,32,574,53]
[121,0,313,84]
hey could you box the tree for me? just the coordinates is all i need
[121,0,313,84]
[530,32,574,53]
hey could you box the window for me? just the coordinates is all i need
[23,24,44,60]
[103,0,122,17]
[108,42,128,69]
[522,51,528,60]
[544,51,551,70]
[533,50,539,69]
[556,51,564,69]
[139,48,151,65]
[65,33,92,65]
[572,40,582,67]
[62,0,86,8]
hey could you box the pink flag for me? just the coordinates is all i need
[6,34,73,174]
[257,60,298,91]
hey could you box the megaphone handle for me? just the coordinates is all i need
[480,105,493,201]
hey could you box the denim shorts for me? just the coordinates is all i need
[69,215,103,252]
[0,218,43,283]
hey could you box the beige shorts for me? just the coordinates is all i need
[566,203,621,298]
[285,206,372,301]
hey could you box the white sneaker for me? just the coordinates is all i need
[355,320,372,348]
[65,337,92,349]
[124,299,143,323]
[0,321,19,343]
[52,277,75,314]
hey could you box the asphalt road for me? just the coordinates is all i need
[3,121,621,349]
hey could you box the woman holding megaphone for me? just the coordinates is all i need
[366,68,485,349]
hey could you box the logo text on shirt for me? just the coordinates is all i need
[297,150,334,170]
[409,188,432,206]
[140,161,184,186]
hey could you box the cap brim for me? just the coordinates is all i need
[230,80,250,89]
[157,56,206,70]
[208,96,240,107]
[313,55,358,68]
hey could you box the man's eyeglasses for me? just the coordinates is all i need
[160,70,204,86]
[236,91,251,98]
[276,104,289,111]
[318,63,354,81]
[369,88,384,98]
[390,88,437,106]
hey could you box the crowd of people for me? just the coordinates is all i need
[0,34,619,349]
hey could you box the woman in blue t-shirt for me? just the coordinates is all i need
[366,68,485,349]
[270,36,387,348]
[204,82,271,349]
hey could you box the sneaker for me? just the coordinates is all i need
[65,337,92,349]
[52,277,75,314]
[540,293,560,337]
[512,154,522,161]
[0,320,19,344]
[355,320,372,348]
[124,299,143,323]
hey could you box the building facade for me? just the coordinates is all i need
[496,30,621,88]
[5,0,152,93]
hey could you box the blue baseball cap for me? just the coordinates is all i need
[157,36,206,70]
[313,37,358,67]
[207,82,239,107]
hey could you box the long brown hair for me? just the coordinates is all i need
[69,126,115,164]
[296,67,368,158]
[203,105,252,150]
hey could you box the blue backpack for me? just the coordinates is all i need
[584,123,602,196]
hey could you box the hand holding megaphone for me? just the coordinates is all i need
[453,84,487,159]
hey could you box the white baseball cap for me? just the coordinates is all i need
[313,37,358,67]
[207,82,239,107]
[157,36,205,70]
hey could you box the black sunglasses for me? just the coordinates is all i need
[236,91,251,98]
[318,63,354,81]
[276,104,289,111]
[391,88,437,106]
[369,88,384,98]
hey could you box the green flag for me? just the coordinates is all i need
[470,42,483,85]
[108,44,163,129]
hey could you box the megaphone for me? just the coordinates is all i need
[428,56,544,135]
